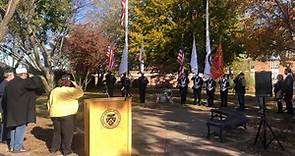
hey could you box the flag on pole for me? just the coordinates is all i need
[211,43,225,79]
[177,48,185,79]
[120,0,126,26]
[119,45,128,75]
[106,45,115,71]
[190,35,198,74]
[139,44,144,73]
[204,0,212,78]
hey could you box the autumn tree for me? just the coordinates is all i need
[0,0,87,93]
[241,0,295,60]
[63,24,109,90]
[0,0,21,42]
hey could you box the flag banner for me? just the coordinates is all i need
[211,43,225,79]
[106,45,115,71]
[204,0,212,78]
[119,45,128,75]
[177,48,185,79]
[120,0,126,26]
[190,35,198,74]
[139,44,144,73]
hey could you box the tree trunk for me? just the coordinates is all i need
[0,0,21,42]
[40,68,54,94]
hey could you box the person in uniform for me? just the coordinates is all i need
[178,73,189,105]
[138,73,149,103]
[191,73,203,105]
[206,77,216,107]
[282,68,294,115]
[219,74,230,107]
[103,71,116,97]
[120,73,131,98]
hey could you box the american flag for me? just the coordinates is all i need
[177,48,185,79]
[120,0,126,26]
[106,45,115,70]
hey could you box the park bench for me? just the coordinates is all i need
[206,107,248,142]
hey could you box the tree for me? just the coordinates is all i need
[241,0,294,60]
[0,0,21,42]
[128,0,245,73]
[0,0,78,93]
[63,24,109,90]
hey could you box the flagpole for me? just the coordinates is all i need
[125,0,129,76]
[204,0,211,78]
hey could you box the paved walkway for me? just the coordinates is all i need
[0,93,294,156]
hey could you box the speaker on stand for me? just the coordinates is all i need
[254,71,284,150]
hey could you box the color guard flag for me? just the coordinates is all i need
[139,44,144,73]
[119,45,128,75]
[120,0,126,26]
[204,0,212,78]
[177,48,185,79]
[211,43,225,79]
[106,45,115,71]
[190,35,198,74]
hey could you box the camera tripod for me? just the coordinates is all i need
[254,96,285,150]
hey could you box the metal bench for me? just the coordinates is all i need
[206,108,248,142]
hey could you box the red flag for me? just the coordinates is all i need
[177,48,185,79]
[211,43,225,79]
[120,0,126,26]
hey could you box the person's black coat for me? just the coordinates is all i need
[283,74,294,96]
[138,76,149,90]
[2,76,40,127]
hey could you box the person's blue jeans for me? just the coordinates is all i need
[10,124,26,151]
[238,93,245,111]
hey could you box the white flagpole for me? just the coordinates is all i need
[125,0,128,76]
[204,0,212,78]
[139,43,144,73]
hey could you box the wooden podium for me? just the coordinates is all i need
[84,97,132,156]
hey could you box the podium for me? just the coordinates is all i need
[84,98,132,156]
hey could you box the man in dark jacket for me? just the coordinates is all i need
[191,73,203,105]
[219,74,230,107]
[120,73,131,98]
[138,73,149,103]
[2,67,40,153]
[178,73,189,105]
[234,72,246,111]
[0,69,14,142]
[103,71,116,97]
[205,77,216,107]
[282,68,294,115]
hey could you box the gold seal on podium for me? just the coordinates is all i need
[101,109,121,129]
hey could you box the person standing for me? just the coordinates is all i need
[282,68,294,115]
[0,70,14,142]
[206,77,216,107]
[274,74,284,113]
[191,73,203,105]
[178,73,189,105]
[47,75,84,155]
[234,72,246,111]
[219,74,230,107]
[103,71,116,97]
[120,73,131,98]
[138,73,149,103]
[2,67,40,153]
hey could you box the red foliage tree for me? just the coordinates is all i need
[63,24,109,90]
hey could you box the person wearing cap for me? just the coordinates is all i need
[2,67,41,153]
[120,73,131,98]
[47,75,84,156]
[191,73,203,105]
[178,72,189,105]
[219,74,230,107]
[205,77,216,107]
